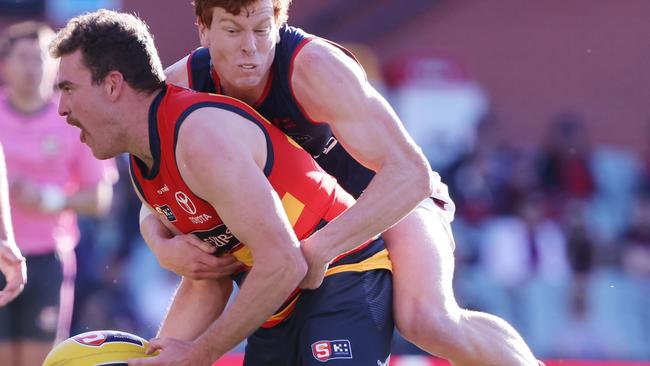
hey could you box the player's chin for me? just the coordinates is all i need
[89,146,116,161]
[234,75,263,89]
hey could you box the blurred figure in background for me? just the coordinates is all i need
[536,113,595,210]
[0,143,27,307]
[0,21,116,366]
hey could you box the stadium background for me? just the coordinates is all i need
[1,0,649,365]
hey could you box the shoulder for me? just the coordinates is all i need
[293,38,364,83]
[164,54,190,88]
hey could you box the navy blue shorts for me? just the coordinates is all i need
[244,269,393,366]
[0,252,63,341]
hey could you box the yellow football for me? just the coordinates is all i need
[43,330,154,366]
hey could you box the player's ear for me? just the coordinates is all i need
[197,18,209,48]
[103,71,124,101]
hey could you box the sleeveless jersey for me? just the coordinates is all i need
[186,25,375,198]
[130,84,390,327]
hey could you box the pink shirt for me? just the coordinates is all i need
[0,91,116,255]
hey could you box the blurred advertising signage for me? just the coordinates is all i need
[385,53,470,88]
[47,0,122,24]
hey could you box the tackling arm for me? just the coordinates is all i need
[292,40,436,263]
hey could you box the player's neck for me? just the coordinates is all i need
[6,87,51,115]
[220,72,270,106]
[123,87,162,170]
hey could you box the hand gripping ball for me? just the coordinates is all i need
[43,330,154,365]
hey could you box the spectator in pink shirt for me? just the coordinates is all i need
[0,21,116,366]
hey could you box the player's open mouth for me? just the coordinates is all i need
[239,64,256,70]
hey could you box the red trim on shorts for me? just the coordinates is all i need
[330,238,374,265]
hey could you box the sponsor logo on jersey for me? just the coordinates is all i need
[272,117,298,129]
[175,191,197,214]
[313,137,338,159]
[155,204,177,222]
[157,185,169,194]
[189,213,213,224]
[73,331,144,348]
[311,339,353,362]
[290,133,313,145]
[193,225,241,254]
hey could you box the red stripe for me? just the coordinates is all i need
[252,65,274,108]
[288,37,321,124]
[186,51,194,90]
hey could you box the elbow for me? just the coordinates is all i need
[406,149,435,199]
[279,248,308,287]
[288,249,308,284]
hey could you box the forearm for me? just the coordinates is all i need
[308,156,433,262]
[158,277,231,341]
[193,260,305,361]
[140,211,174,250]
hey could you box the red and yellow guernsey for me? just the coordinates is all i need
[130,84,391,327]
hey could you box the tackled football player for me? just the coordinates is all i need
[51,9,393,365]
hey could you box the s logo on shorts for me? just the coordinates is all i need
[311,340,353,362]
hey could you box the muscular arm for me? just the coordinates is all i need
[157,276,232,341]
[172,108,307,362]
[293,40,435,262]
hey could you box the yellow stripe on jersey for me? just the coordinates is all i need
[286,135,303,149]
[281,192,305,227]
[232,246,253,266]
[325,249,392,276]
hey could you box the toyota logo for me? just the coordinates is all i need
[175,191,197,214]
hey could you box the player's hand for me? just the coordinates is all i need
[151,234,243,280]
[0,241,27,307]
[298,238,328,289]
[128,337,209,366]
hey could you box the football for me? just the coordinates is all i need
[43,330,155,366]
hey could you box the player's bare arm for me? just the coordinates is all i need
[292,40,435,266]
[163,55,190,88]
[158,276,232,341]
[145,108,307,364]
[139,204,242,279]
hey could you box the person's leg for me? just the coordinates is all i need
[15,253,66,365]
[384,201,539,366]
[299,270,394,366]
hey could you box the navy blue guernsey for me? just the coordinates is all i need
[186,25,375,198]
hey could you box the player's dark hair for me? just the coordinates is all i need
[193,0,292,28]
[49,9,164,93]
[0,21,54,59]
